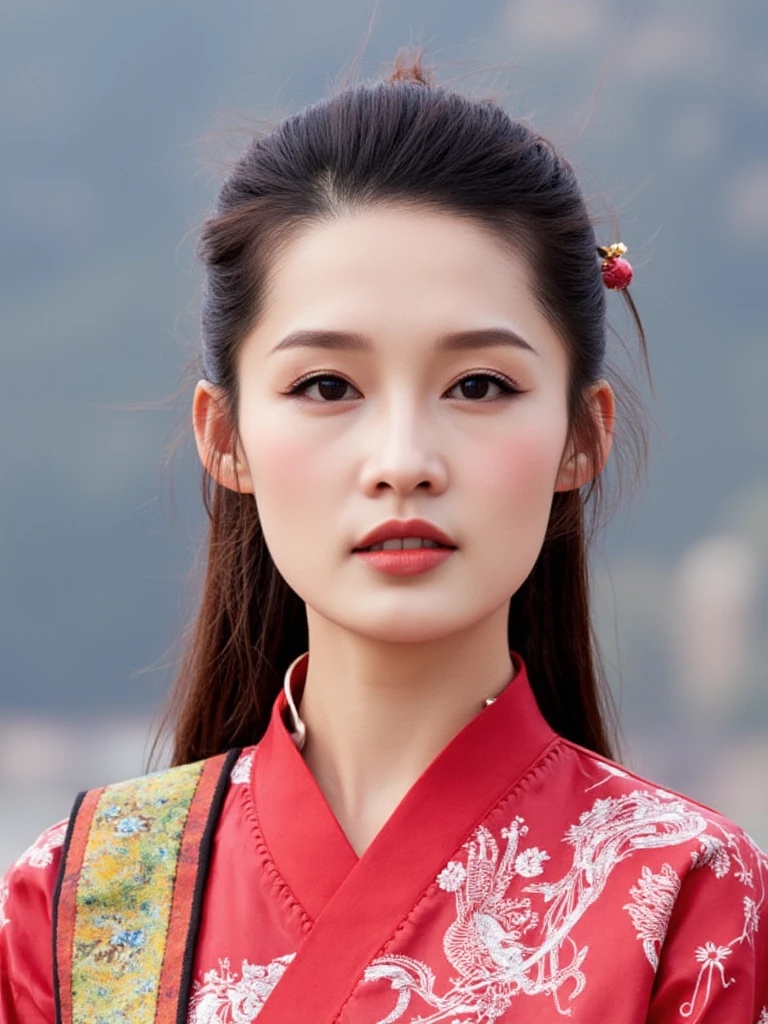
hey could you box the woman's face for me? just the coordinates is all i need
[195,205,611,644]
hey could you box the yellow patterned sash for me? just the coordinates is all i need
[53,749,239,1024]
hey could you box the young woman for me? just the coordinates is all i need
[1,54,766,1024]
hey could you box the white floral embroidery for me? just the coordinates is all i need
[623,863,681,969]
[436,861,466,892]
[188,954,296,1022]
[365,791,708,1021]
[0,821,68,935]
[680,943,734,1017]
[691,833,731,878]
[514,846,550,878]
[730,830,756,887]
[14,820,68,870]
[192,790,767,1024]
[678,825,768,1018]
[743,896,760,939]
[0,877,10,931]
[230,752,254,786]
[585,761,630,791]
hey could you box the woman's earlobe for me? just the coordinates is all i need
[192,380,255,494]
[212,451,255,493]
[554,449,592,492]
[554,381,615,493]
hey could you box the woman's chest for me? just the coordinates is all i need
[189,777,677,1023]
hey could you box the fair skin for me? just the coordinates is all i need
[193,204,614,856]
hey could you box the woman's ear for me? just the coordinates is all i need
[192,380,254,494]
[554,380,615,492]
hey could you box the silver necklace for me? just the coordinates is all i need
[283,652,507,751]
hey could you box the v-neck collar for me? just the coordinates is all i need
[252,649,557,923]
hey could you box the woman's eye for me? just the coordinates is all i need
[446,373,520,401]
[286,372,520,403]
[287,375,361,402]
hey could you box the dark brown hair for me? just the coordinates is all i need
[162,51,648,767]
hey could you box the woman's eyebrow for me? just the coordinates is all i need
[268,327,538,357]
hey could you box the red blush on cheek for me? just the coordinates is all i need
[477,429,565,495]
[252,435,336,500]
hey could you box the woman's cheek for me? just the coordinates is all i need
[474,431,563,590]
[247,429,328,503]
[476,424,565,511]
[244,434,325,580]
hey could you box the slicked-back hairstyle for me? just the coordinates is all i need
[161,51,648,766]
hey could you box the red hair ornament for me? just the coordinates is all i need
[598,243,633,290]
[596,240,652,391]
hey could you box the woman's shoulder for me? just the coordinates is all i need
[0,819,70,1024]
[0,748,253,1022]
[559,736,768,944]
[1,817,70,912]
[555,740,768,1018]
[1,748,248,917]
[6,818,69,875]
[565,733,765,827]
[2,816,69,916]
[560,735,766,854]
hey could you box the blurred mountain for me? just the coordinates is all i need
[1,0,766,759]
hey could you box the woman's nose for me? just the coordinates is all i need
[358,406,449,495]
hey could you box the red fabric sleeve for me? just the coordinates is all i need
[647,825,768,1023]
[0,822,67,1024]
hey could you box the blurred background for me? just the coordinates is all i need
[2,0,767,872]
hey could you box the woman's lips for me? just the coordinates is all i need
[353,519,457,550]
[353,546,455,576]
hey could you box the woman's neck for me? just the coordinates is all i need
[298,613,515,856]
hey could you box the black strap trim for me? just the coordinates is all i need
[175,747,242,1024]
[52,789,87,1024]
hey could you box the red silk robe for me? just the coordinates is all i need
[2,653,767,1023]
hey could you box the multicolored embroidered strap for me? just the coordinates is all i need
[53,748,240,1024]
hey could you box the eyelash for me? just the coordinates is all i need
[284,370,522,403]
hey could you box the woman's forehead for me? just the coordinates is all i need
[249,206,564,361]
[267,205,526,291]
